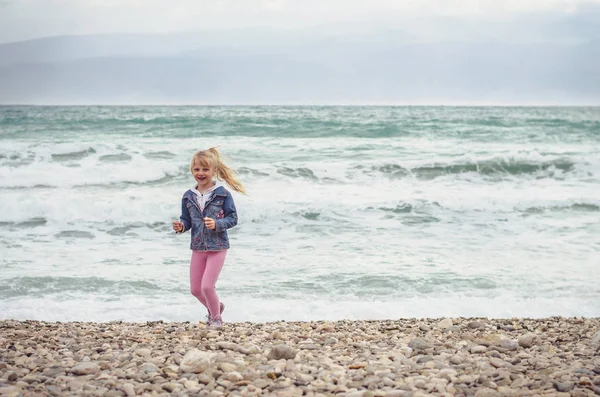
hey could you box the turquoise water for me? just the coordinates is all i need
[1,106,599,321]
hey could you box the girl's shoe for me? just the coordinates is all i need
[208,318,223,328]
[205,302,225,325]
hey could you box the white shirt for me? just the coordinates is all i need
[191,184,218,212]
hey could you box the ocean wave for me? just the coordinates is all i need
[520,203,600,215]
[276,167,318,180]
[99,153,132,162]
[370,158,577,180]
[72,174,178,188]
[0,276,167,299]
[231,273,500,299]
[54,230,95,239]
[0,162,181,189]
[106,222,170,236]
[0,217,48,228]
[237,167,270,177]
[143,151,177,160]
[51,148,96,161]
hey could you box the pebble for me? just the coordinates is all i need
[408,338,432,351]
[518,333,538,348]
[471,345,487,354]
[267,344,297,360]
[437,318,453,329]
[179,349,214,373]
[468,320,487,329]
[0,317,597,397]
[70,362,99,375]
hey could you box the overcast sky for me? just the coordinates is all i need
[1,0,599,43]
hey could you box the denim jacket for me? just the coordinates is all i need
[179,186,238,251]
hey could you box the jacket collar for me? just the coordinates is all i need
[184,185,227,200]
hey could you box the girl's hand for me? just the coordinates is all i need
[172,221,184,233]
[203,217,216,230]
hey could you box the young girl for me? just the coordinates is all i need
[172,148,245,327]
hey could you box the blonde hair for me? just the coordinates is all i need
[189,147,246,194]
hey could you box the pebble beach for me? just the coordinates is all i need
[1,317,600,397]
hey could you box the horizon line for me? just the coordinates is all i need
[1,102,599,107]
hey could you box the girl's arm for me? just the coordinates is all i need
[215,193,238,232]
[180,198,192,233]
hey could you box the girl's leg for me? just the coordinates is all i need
[190,250,209,310]
[201,250,227,321]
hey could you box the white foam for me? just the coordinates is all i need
[2,295,598,323]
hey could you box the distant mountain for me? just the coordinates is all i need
[0,32,235,65]
[0,32,598,105]
[0,30,360,65]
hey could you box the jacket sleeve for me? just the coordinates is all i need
[180,197,192,233]
[215,192,238,232]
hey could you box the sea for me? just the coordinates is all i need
[1,106,599,323]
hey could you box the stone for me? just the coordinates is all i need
[498,339,518,351]
[217,341,238,351]
[220,362,237,372]
[450,355,464,364]
[408,338,432,351]
[477,334,505,347]
[267,344,297,360]
[71,362,100,375]
[345,392,368,397]
[184,380,199,389]
[197,373,212,384]
[489,358,509,368]
[471,345,487,354]
[416,355,433,364]
[122,383,136,396]
[468,321,487,329]
[0,386,21,397]
[104,391,125,397]
[140,362,160,374]
[162,382,179,392]
[474,388,500,397]
[553,382,574,392]
[253,379,270,389]
[21,374,39,384]
[223,371,244,382]
[518,333,538,348]
[438,318,453,329]
[43,366,66,377]
[316,323,335,332]
[134,348,152,357]
[299,342,319,350]
[237,344,261,355]
[180,349,214,373]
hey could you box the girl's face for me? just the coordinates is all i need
[191,160,216,190]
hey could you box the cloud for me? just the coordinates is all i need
[45,0,600,16]
[1,0,599,43]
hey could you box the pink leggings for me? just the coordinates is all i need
[190,250,227,320]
